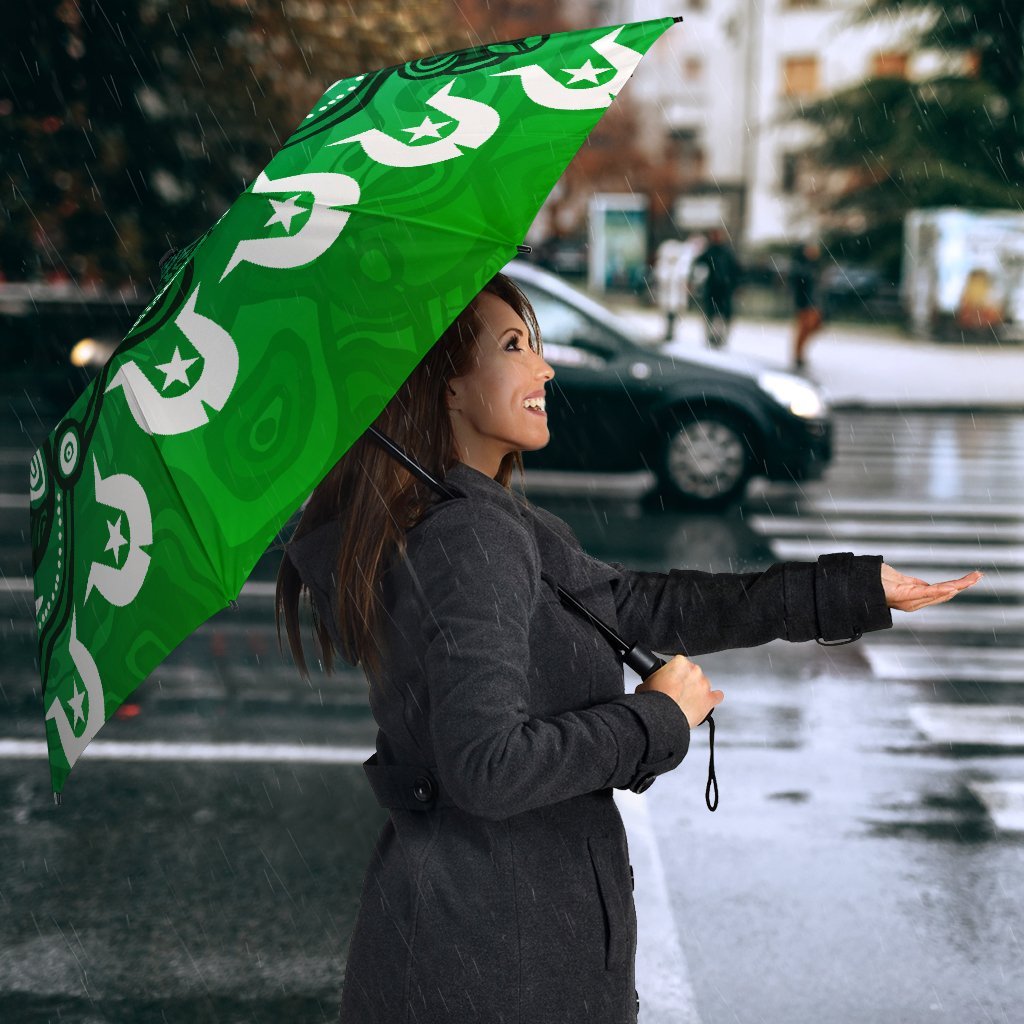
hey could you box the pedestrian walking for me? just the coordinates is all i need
[277,272,982,1024]
[790,240,824,369]
[691,227,742,349]
[654,236,701,341]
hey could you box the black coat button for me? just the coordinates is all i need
[412,775,435,802]
[631,772,656,794]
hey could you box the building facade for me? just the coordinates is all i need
[582,0,932,251]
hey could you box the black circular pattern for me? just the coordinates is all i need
[398,35,549,81]
[283,33,549,151]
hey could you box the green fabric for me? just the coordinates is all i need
[29,17,676,795]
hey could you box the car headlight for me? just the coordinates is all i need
[757,371,828,419]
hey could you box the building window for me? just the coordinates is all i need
[781,152,799,195]
[669,128,706,182]
[781,56,819,98]
[684,56,703,82]
[871,51,908,79]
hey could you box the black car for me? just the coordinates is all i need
[504,261,832,508]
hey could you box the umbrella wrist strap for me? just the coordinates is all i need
[705,715,718,812]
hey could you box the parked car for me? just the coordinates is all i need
[504,260,832,508]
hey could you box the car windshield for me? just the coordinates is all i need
[504,265,647,353]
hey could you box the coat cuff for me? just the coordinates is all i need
[605,691,690,794]
[815,552,892,642]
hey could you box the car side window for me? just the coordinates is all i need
[523,288,620,362]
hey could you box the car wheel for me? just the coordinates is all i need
[654,410,754,508]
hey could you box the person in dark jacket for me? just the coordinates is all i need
[691,227,742,349]
[790,241,824,369]
[276,272,981,1024]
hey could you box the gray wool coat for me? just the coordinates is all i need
[285,459,893,1024]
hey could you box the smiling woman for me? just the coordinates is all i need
[444,289,556,478]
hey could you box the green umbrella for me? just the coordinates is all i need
[30,14,682,799]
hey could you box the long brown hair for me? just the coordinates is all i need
[275,272,543,685]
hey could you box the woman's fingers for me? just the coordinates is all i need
[890,570,983,612]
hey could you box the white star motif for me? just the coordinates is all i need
[264,194,306,233]
[105,515,128,566]
[153,346,198,392]
[402,116,451,143]
[67,680,87,727]
[562,59,611,85]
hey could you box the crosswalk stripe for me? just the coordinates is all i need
[885,605,1024,633]
[748,516,1024,542]
[795,498,1024,519]
[767,539,1024,568]
[864,645,1024,683]
[967,781,1024,833]
[908,704,1024,747]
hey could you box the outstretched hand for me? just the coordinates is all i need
[881,564,983,612]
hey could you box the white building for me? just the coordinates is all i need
[570,0,934,251]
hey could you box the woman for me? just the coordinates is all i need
[277,272,980,1024]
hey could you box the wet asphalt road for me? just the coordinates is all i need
[1,391,1022,1024]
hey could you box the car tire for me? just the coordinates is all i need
[653,409,754,509]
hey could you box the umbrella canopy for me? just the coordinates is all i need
[30,15,682,797]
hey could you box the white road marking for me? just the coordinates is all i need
[908,705,1024,748]
[767,539,1024,568]
[967,780,1024,833]
[885,605,1024,633]
[0,739,375,763]
[794,498,1024,520]
[616,786,702,1024]
[748,516,1024,542]
[864,645,1024,684]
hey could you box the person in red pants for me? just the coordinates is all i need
[790,241,823,370]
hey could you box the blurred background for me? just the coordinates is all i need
[2,2,1022,1023]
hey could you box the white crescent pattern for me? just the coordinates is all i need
[105,286,239,437]
[221,169,360,279]
[492,28,643,110]
[328,80,501,167]
[84,455,152,607]
[44,609,107,769]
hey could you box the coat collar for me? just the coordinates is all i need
[434,460,531,519]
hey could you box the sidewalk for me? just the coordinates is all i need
[604,302,1024,411]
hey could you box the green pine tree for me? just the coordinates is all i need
[790,0,1024,278]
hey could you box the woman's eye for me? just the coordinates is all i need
[505,337,522,351]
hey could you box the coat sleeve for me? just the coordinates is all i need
[603,553,892,657]
[410,502,691,821]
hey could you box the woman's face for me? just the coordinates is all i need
[446,291,555,478]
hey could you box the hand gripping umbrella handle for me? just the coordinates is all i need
[624,645,717,813]
[539,575,716,811]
